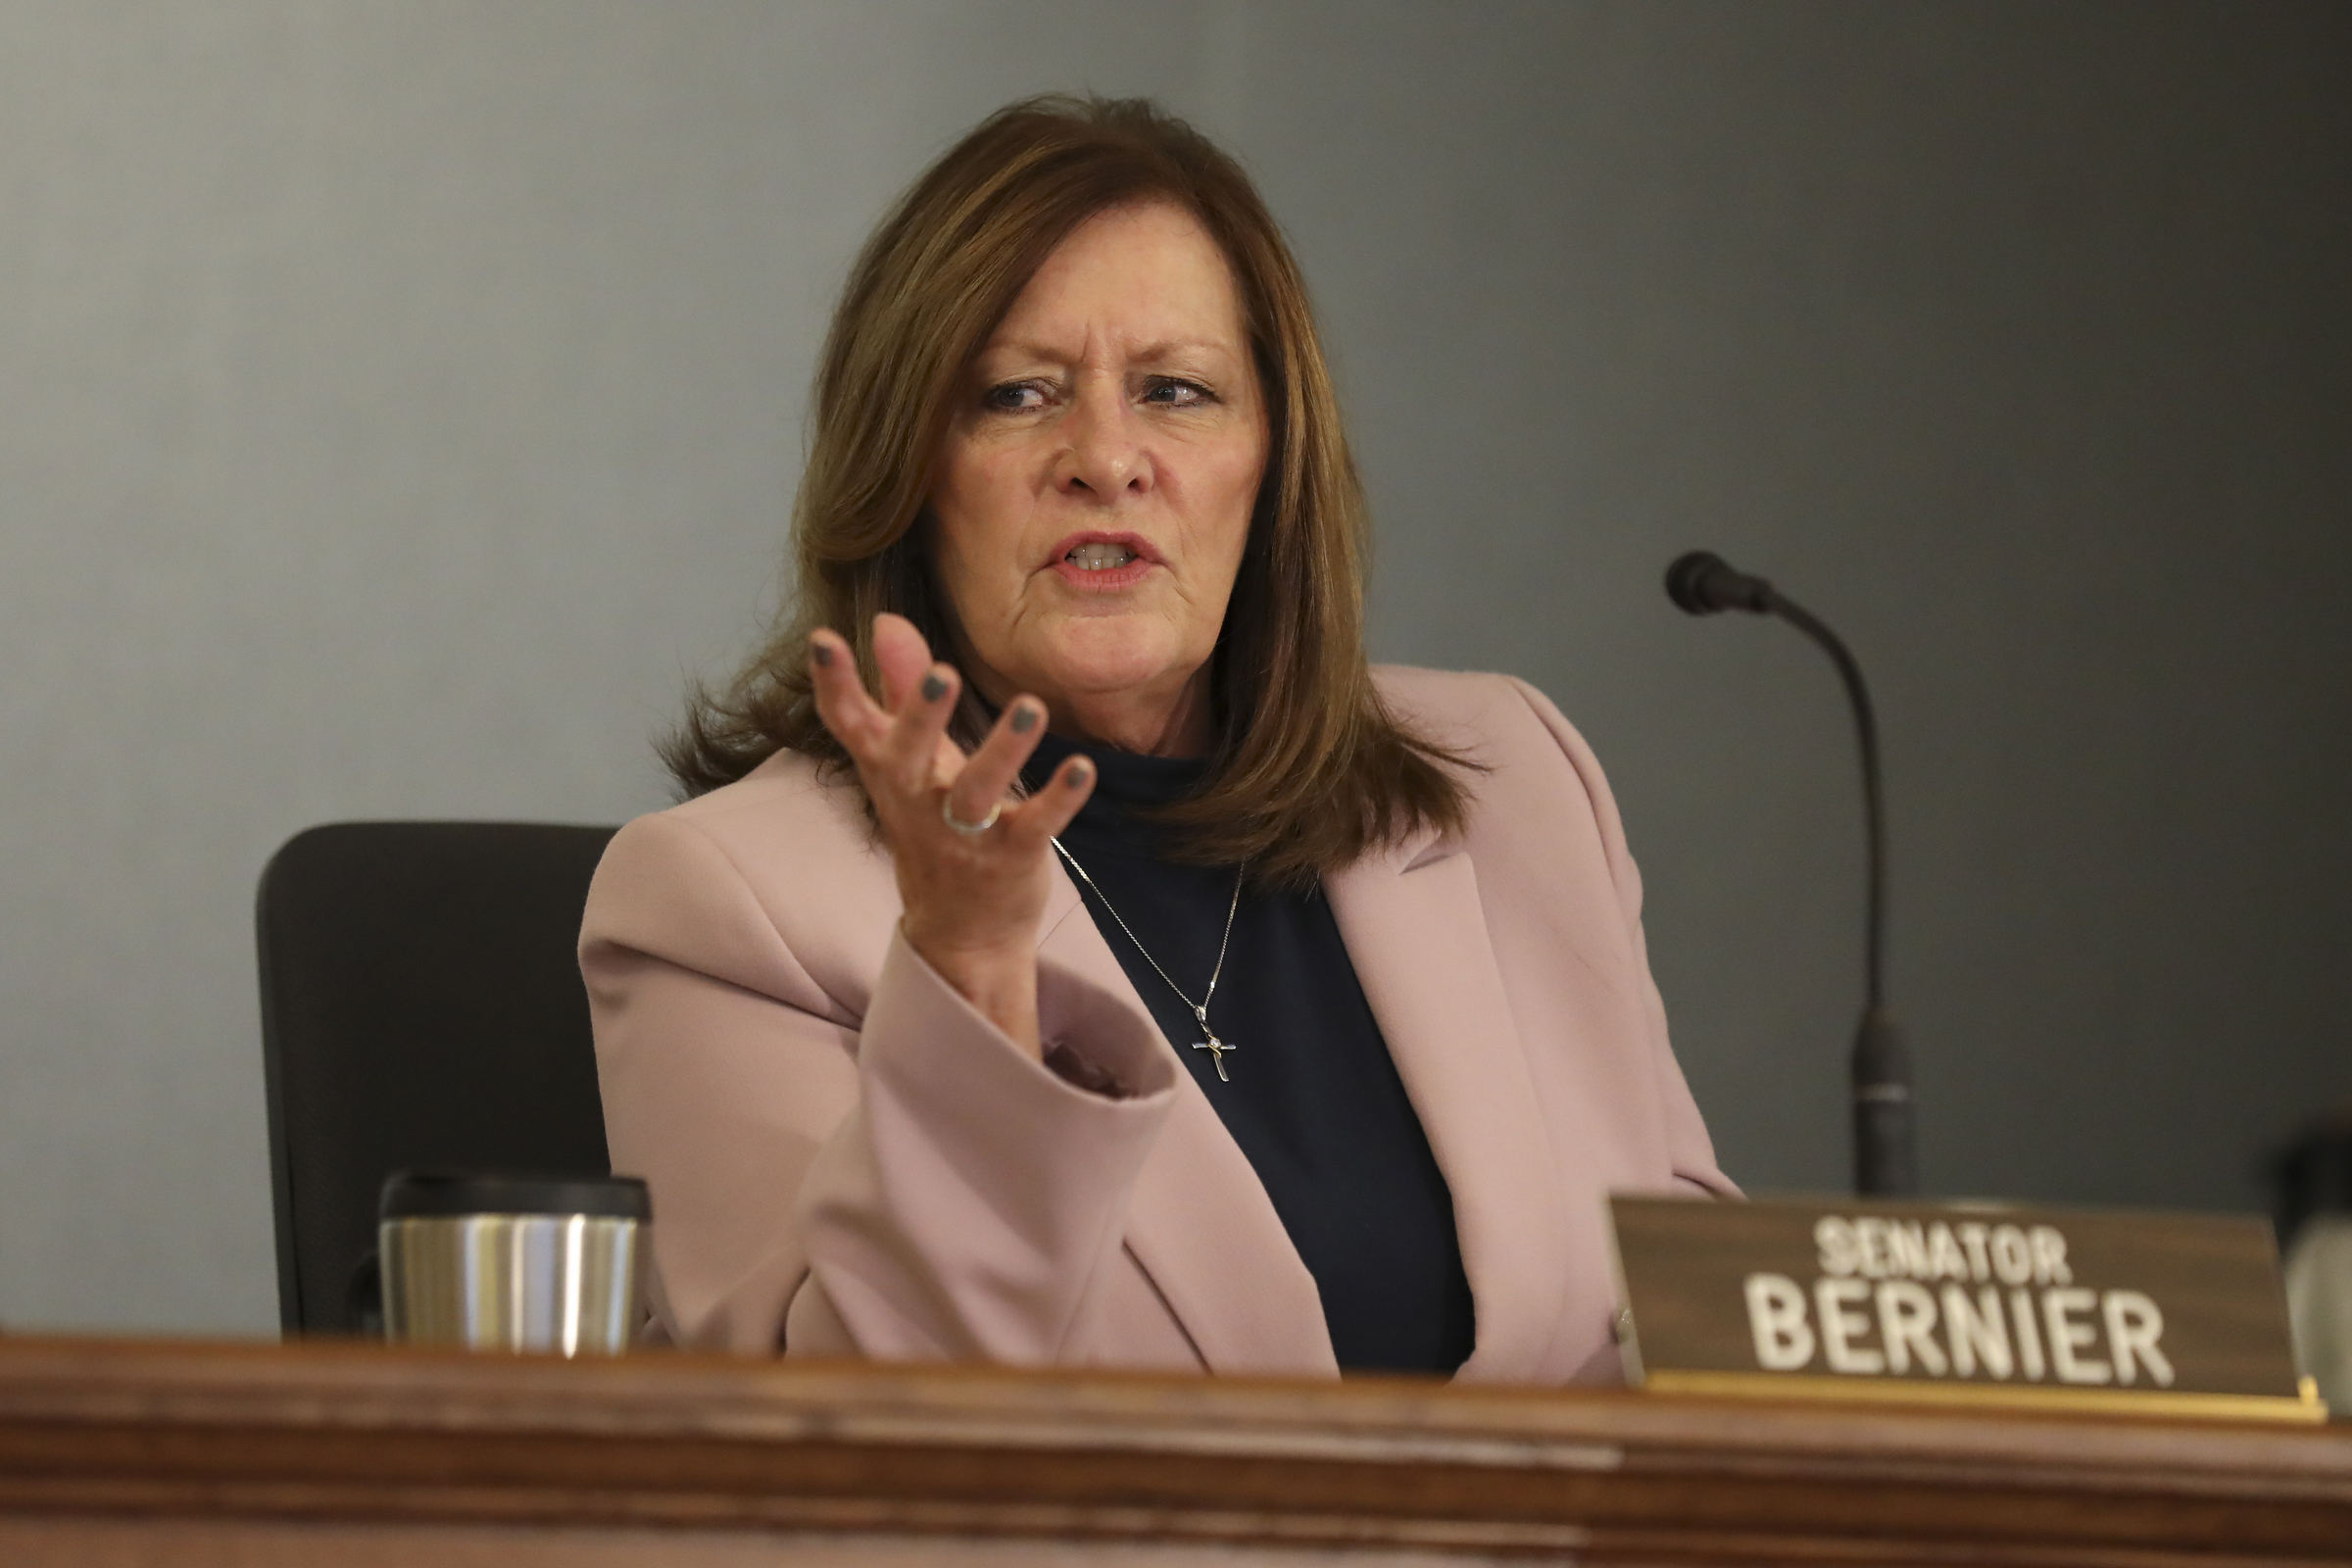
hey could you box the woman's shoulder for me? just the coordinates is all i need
[605,749,866,877]
[582,748,894,989]
[1370,664,1630,868]
[1370,664,1596,771]
[658,744,848,839]
[639,747,879,846]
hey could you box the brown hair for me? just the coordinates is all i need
[665,94,1473,883]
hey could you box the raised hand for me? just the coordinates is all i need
[807,612,1095,1057]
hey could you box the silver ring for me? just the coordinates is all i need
[940,795,1003,835]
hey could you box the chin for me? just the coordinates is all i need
[1034,620,1197,699]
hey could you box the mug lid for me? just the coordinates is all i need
[379,1170,651,1221]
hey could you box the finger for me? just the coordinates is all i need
[881,657,961,793]
[870,612,936,711]
[943,694,1050,826]
[1002,753,1096,850]
[808,628,890,753]
[926,732,966,794]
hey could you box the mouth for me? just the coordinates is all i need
[1047,532,1158,590]
[1065,540,1142,571]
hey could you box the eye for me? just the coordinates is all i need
[983,380,1053,414]
[1142,377,1214,408]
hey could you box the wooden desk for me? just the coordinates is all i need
[0,1335,2344,1564]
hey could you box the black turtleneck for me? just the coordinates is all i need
[1022,731,1476,1377]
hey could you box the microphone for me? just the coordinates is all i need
[1665,551,1916,1198]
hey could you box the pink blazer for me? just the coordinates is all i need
[579,667,1735,1383]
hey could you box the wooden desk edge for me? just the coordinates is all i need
[0,1335,2346,1562]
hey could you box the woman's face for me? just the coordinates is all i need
[929,200,1268,756]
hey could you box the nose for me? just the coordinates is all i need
[1054,382,1152,501]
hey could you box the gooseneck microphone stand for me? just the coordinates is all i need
[1666,551,1916,1198]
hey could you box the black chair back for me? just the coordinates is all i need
[256,821,619,1334]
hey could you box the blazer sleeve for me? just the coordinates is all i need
[1502,676,1741,1201]
[579,808,1181,1360]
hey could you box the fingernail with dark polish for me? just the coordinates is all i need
[1010,704,1038,734]
[920,671,948,703]
[810,641,833,668]
[1067,760,1092,787]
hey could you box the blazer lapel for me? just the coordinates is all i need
[1036,864,1337,1377]
[1325,829,1577,1383]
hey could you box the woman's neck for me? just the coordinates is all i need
[1049,676,1212,758]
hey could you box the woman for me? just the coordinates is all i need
[581,95,1732,1383]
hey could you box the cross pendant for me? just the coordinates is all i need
[1191,1032,1235,1082]
[1189,1004,1235,1082]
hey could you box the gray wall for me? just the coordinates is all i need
[2,1,2345,1336]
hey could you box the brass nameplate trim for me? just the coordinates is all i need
[1645,1368,2326,1424]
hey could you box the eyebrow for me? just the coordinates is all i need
[979,337,1237,365]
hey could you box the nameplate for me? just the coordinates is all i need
[1608,1195,2324,1423]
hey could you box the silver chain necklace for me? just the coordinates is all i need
[1051,838,1246,1082]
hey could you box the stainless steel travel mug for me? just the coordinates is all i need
[378,1172,650,1356]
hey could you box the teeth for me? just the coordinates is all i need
[1066,542,1140,570]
